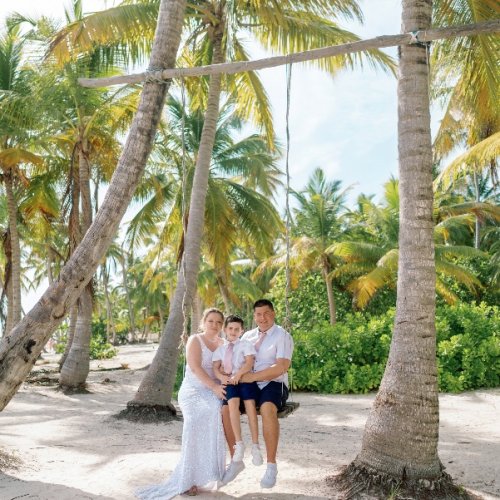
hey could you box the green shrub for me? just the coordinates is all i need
[291,303,499,394]
[436,302,500,391]
[90,319,118,359]
[54,318,117,360]
[291,311,394,394]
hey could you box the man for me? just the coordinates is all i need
[222,299,294,489]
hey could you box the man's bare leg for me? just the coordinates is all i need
[260,402,279,463]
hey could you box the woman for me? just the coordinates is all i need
[136,308,227,499]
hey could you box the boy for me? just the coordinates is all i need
[213,315,263,466]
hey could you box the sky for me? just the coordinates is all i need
[0,0,426,309]
[0,0,406,205]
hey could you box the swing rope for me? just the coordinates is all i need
[277,62,299,418]
[179,77,190,377]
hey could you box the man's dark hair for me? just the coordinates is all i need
[253,299,274,311]
[224,314,244,328]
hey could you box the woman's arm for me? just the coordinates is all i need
[186,336,226,399]
[213,359,232,385]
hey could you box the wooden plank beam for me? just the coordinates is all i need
[79,20,500,88]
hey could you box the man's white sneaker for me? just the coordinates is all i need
[233,441,245,462]
[260,464,277,488]
[251,444,263,466]
[221,460,245,485]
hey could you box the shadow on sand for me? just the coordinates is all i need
[0,472,114,500]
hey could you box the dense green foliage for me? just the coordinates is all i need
[291,303,499,394]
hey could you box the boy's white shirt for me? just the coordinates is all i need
[212,338,256,376]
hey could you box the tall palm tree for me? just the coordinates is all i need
[332,178,488,308]
[96,0,392,418]
[0,0,187,411]
[0,21,47,336]
[257,167,349,325]
[20,2,140,388]
[334,0,469,496]
[127,96,283,307]
[45,0,393,416]
[432,0,499,189]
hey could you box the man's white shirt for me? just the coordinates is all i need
[242,324,294,389]
[212,338,256,376]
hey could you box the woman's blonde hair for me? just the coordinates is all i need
[198,307,224,332]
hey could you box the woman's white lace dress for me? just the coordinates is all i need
[136,335,226,499]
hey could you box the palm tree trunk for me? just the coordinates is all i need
[59,139,94,389]
[321,261,336,325]
[157,306,164,340]
[473,171,480,249]
[216,272,231,313]
[59,288,93,388]
[58,146,82,371]
[191,292,202,333]
[0,0,186,411]
[59,305,78,371]
[102,264,115,343]
[46,245,54,284]
[125,24,225,417]
[120,252,136,342]
[332,1,465,497]
[4,171,22,335]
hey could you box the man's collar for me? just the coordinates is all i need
[258,324,276,335]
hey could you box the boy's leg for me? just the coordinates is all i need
[260,402,279,463]
[221,405,236,458]
[243,399,259,444]
[228,397,242,442]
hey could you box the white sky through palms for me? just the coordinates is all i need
[1,0,443,310]
[0,0,405,205]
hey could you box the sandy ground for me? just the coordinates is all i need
[0,344,498,500]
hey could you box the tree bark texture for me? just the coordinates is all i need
[79,20,500,87]
[120,253,136,341]
[130,23,225,409]
[60,136,94,388]
[4,171,22,335]
[353,0,441,479]
[0,0,187,411]
[322,260,336,325]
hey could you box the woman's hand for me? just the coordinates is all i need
[212,383,226,400]
[218,374,232,385]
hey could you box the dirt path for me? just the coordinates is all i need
[0,344,498,499]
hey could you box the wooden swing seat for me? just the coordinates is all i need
[277,401,300,418]
[249,401,300,419]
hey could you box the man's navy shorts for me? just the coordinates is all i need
[223,381,259,405]
[257,381,289,411]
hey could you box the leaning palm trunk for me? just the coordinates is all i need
[122,26,225,419]
[60,139,94,389]
[0,0,186,411]
[331,1,466,497]
[4,172,22,335]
